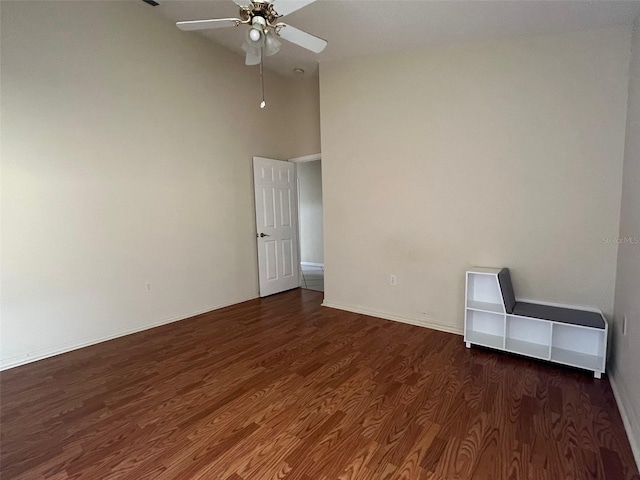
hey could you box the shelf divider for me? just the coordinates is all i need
[466,300,504,314]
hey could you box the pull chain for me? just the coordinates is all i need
[259,46,266,109]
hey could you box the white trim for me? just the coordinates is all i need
[0,294,259,371]
[301,262,324,268]
[609,373,640,471]
[288,153,321,163]
[321,301,463,336]
[467,267,503,275]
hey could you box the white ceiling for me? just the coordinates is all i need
[154,0,640,76]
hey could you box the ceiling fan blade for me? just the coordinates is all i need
[233,0,253,7]
[272,0,316,17]
[277,24,327,53]
[176,18,240,31]
[245,49,262,66]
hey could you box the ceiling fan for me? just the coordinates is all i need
[176,0,327,66]
[177,0,326,108]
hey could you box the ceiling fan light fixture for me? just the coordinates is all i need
[242,28,262,57]
[249,27,262,41]
[264,31,281,57]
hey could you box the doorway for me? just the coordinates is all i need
[293,155,324,292]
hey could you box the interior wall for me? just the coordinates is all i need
[612,17,640,467]
[320,26,630,333]
[297,160,324,264]
[284,74,321,159]
[0,1,317,369]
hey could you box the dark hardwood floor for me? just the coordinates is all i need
[1,289,638,479]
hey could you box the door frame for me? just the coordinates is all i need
[289,153,321,164]
[288,153,322,290]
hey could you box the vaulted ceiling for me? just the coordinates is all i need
[153,0,640,76]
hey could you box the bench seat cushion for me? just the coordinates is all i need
[512,302,605,329]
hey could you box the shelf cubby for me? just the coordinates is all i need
[465,269,505,312]
[551,323,606,373]
[464,309,505,350]
[505,316,551,360]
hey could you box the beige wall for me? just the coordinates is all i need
[320,26,630,333]
[298,160,324,264]
[0,1,318,368]
[285,74,321,159]
[612,18,640,467]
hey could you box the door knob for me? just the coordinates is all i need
[258,232,270,238]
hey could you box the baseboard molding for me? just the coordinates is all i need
[609,373,640,470]
[321,301,463,336]
[301,262,324,268]
[0,294,259,371]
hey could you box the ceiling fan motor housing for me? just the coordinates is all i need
[240,1,280,27]
[252,15,267,27]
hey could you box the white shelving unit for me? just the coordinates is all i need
[463,268,607,378]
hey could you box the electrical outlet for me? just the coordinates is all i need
[390,275,397,286]
[623,316,628,336]
[146,282,152,293]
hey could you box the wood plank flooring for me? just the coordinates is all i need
[1,289,638,479]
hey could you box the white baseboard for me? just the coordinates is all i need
[609,373,640,471]
[321,301,463,336]
[0,294,259,371]
[301,262,324,268]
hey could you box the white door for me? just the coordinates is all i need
[253,157,300,297]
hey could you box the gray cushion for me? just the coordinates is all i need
[498,268,516,314]
[512,302,605,329]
